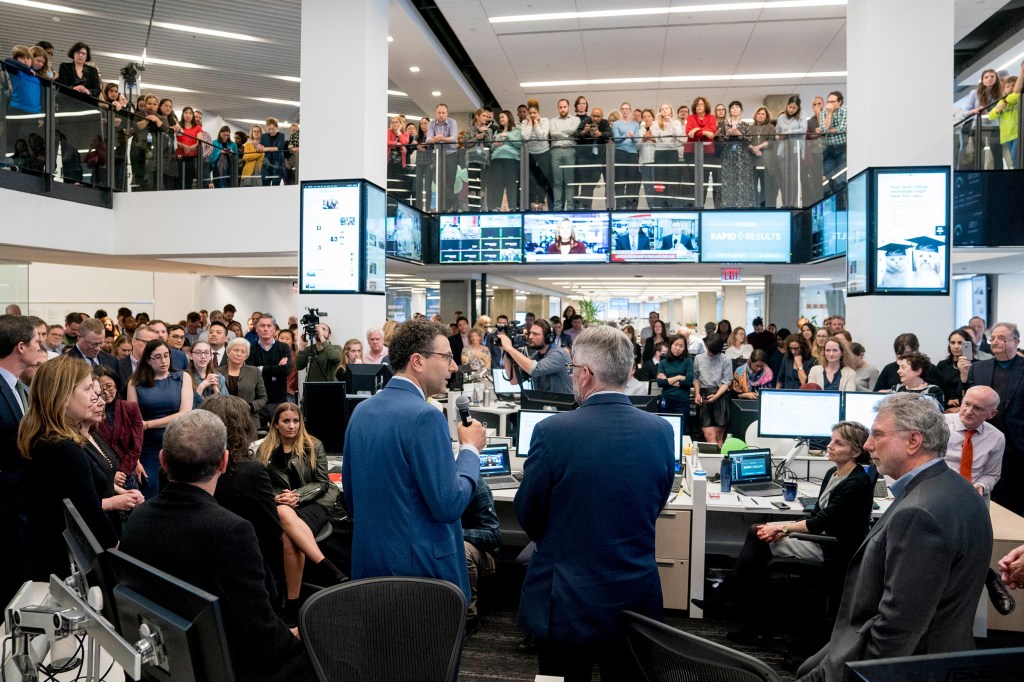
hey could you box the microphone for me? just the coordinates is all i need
[455,396,473,427]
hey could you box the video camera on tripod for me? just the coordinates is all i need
[300,307,327,350]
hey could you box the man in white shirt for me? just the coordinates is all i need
[943,385,1004,500]
[640,311,660,341]
[549,98,580,211]
[679,326,705,357]
[365,328,389,364]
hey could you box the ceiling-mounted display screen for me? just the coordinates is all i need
[363,182,387,294]
[437,213,523,263]
[699,211,791,263]
[299,181,362,293]
[523,212,610,263]
[609,211,699,263]
[846,171,869,296]
[386,199,424,263]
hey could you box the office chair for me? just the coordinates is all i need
[622,611,782,682]
[299,577,467,682]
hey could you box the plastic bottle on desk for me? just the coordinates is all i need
[720,454,732,493]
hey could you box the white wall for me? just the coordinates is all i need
[994,274,1024,326]
[200,276,299,328]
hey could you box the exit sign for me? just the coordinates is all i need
[721,268,742,282]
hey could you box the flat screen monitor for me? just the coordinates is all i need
[757,389,841,440]
[810,194,841,261]
[952,171,1024,247]
[386,199,423,263]
[628,395,660,412]
[520,389,577,412]
[437,213,523,263]
[491,368,531,397]
[609,212,699,263]
[363,182,387,294]
[657,413,682,464]
[107,548,235,682]
[63,499,119,628]
[848,648,1024,682]
[846,170,870,295]
[523,212,610,263]
[299,180,362,293]
[516,409,557,456]
[873,167,950,295]
[699,211,792,263]
[303,381,348,454]
[842,392,888,430]
[344,363,393,395]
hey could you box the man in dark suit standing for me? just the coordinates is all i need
[64,317,119,371]
[797,393,992,682]
[0,314,41,605]
[965,321,1024,514]
[614,221,651,251]
[246,315,292,425]
[119,410,314,681]
[116,324,158,398]
[343,318,484,604]
[448,315,470,365]
[516,325,675,682]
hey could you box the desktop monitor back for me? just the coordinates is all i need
[848,648,1024,681]
[520,389,577,412]
[63,499,119,628]
[344,363,393,395]
[628,395,660,412]
[107,548,235,682]
[303,381,348,455]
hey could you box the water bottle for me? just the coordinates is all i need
[720,454,732,493]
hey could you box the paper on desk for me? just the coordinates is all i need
[713,493,739,504]
[740,496,772,509]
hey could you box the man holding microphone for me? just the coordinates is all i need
[343,318,485,601]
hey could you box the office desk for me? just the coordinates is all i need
[988,503,1024,633]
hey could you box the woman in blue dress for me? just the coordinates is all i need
[127,338,193,498]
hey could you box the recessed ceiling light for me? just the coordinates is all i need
[0,0,92,15]
[269,75,301,83]
[232,118,291,126]
[490,0,846,24]
[152,21,268,43]
[250,97,301,106]
[432,91,442,97]
[96,52,209,69]
[142,83,199,93]
[388,35,394,42]
[387,89,408,97]
[521,70,847,88]
[409,66,420,73]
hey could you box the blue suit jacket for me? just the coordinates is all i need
[515,392,675,644]
[342,378,479,600]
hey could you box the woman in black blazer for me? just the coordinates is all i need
[693,420,873,641]
[21,356,122,580]
[56,42,101,98]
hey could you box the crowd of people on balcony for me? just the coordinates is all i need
[2,40,300,190]
[957,62,1023,170]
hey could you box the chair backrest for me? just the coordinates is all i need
[622,611,782,682]
[299,577,467,682]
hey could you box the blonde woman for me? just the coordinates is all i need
[651,102,683,207]
[241,124,265,187]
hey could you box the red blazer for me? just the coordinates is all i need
[387,129,410,167]
[547,241,587,254]
[95,399,144,475]
[685,113,717,155]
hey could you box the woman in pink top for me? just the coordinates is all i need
[176,106,202,190]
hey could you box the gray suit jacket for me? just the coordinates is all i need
[797,461,992,682]
[218,365,267,429]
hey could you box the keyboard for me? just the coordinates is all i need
[674,475,684,493]
[732,481,784,497]
[799,496,818,511]
[513,472,524,482]
[484,475,519,490]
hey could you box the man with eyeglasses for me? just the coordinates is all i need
[116,324,157,398]
[965,321,1024,514]
[497,318,572,395]
[820,90,847,190]
[798,392,991,682]
[343,318,485,629]
[516,326,674,681]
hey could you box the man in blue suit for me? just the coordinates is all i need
[0,315,41,605]
[63,318,119,371]
[343,317,485,601]
[516,325,675,682]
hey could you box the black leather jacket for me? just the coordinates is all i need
[265,440,339,511]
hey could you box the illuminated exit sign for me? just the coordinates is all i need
[721,268,742,282]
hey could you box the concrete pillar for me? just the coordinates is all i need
[440,280,471,323]
[296,0,388,345]
[491,288,516,321]
[722,285,747,331]
[697,292,717,330]
[766,274,801,331]
[843,0,954,365]
[524,295,548,321]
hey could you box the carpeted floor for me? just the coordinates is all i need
[458,559,1024,682]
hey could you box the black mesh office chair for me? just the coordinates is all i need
[299,577,467,682]
[622,611,782,682]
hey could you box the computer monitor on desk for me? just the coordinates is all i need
[520,389,577,412]
[757,389,841,440]
[657,414,682,469]
[516,409,557,456]
[491,368,531,399]
[344,363,393,395]
[842,392,888,430]
[628,395,660,412]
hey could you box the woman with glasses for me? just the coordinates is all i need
[93,366,144,495]
[189,340,228,408]
[777,333,817,389]
[22,356,119,580]
[218,337,267,432]
[127,339,193,498]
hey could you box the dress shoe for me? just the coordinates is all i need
[465,617,482,638]
[515,633,537,654]
[725,628,766,646]
[987,568,1016,615]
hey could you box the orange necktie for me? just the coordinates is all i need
[960,429,976,480]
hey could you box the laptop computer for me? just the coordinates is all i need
[695,441,720,455]
[729,449,785,497]
[479,444,519,490]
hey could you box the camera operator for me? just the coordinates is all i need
[295,323,341,382]
[498,319,572,394]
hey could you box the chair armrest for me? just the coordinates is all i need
[787,532,839,545]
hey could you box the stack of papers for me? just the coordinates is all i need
[740,497,772,509]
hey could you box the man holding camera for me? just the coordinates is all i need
[295,323,341,382]
[499,319,572,394]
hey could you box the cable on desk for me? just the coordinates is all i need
[99,651,115,681]
[2,634,11,682]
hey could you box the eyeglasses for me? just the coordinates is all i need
[149,353,170,361]
[170,333,185,339]
[192,350,211,356]
[565,363,588,376]
[869,429,911,440]
[421,351,454,363]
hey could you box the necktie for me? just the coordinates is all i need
[960,429,976,480]
[213,351,220,366]
[15,381,29,415]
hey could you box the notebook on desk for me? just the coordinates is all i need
[729,449,785,497]
[478,445,519,490]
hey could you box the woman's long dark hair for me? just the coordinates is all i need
[131,339,171,388]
